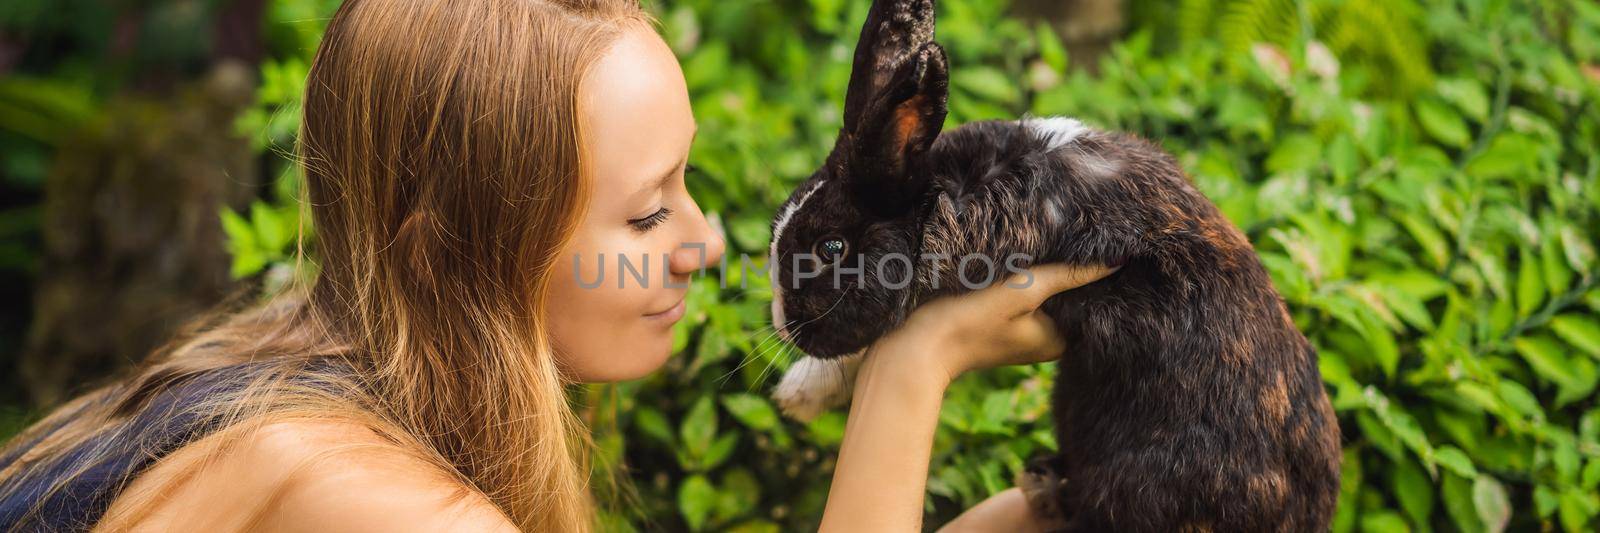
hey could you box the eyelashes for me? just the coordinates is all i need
[628,163,697,233]
[629,206,673,232]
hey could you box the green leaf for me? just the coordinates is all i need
[1472,477,1511,533]
[1035,23,1069,72]
[681,41,729,92]
[1359,511,1410,533]
[1365,387,1432,459]
[1555,437,1582,483]
[1454,382,1502,413]
[1538,485,1562,518]
[680,396,719,460]
[220,208,259,273]
[634,407,675,446]
[1396,213,1450,270]
[1559,488,1596,533]
[1438,78,1490,122]
[726,521,780,533]
[805,412,847,448]
[1434,446,1479,478]
[1215,91,1271,141]
[1379,284,1436,332]
[1416,98,1471,148]
[1327,134,1360,185]
[1334,449,1362,533]
[1557,359,1599,407]
[1514,335,1580,390]
[973,391,1015,434]
[1471,250,1511,299]
[1393,459,1435,525]
[1560,225,1597,271]
[1516,248,1544,316]
[690,324,732,376]
[953,66,1020,105]
[1442,473,1484,533]
[1543,238,1574,299]
[1466,134,1540,181]
[702,433,740,471]
[716,468,762,522]
[720,394,780,431]
[1552,315,1600,359]
[678,474,716,531]
[1266,133,1322,175]
[250,201,292,253]
[1497,381,1545,421]
[728,215,773,253]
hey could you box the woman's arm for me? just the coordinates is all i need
[817,264,1116,531]
[817,331,950,531]
[936,488,1045,533]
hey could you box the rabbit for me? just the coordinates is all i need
[766,0,1342,530]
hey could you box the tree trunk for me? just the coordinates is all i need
[18,62,258,407]
[1012,0,1127,73]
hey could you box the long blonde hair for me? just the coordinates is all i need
[0,0,648,530]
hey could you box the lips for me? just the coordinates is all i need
[645,295,687,322]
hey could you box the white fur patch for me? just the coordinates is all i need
[1041,194,1066,227]
[1026,116,1089,150]
[770,179,827,341]
[773,351,865,421]
[1073,150,1122,179]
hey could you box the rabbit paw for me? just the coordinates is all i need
[773,351,865,422]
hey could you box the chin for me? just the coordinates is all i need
[627,342,674,380]
[577,337,673,383]
[792,331,870,359]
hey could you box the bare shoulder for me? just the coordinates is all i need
[253,419,518,531]
[104,418,517,532]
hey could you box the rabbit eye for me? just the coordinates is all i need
[813,237,849,264]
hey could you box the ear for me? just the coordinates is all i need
[845,42,949,204]
[842,0,937,127]
[833,0,948,213]
[857,40,940,176]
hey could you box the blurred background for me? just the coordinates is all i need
[1,0,1598,531]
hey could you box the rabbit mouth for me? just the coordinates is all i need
[771,288,793,342]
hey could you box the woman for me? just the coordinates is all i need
[0,0,1112,530]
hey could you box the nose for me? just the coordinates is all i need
[669,206,726,276]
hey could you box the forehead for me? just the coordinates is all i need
[777,177,868,244]
[581,27,694,189]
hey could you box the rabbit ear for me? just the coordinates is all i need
[842,0,937,127]
[852,41,948,171]
[837,2,948,212]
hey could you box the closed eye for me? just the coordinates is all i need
[628,207,673,232]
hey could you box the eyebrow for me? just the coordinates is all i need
[632,127,699,200]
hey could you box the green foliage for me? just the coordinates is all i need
[1141,0,1435,97]
[222,0,1600,531]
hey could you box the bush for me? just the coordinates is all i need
[224,0,1600,531]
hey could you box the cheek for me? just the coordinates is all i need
[546,232,679,382]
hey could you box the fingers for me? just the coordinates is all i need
[1029,263,1119,296]
[1013,309,1067,363]
[968,309,1064,372]
[991,263,1118,312]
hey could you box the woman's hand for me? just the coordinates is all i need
[818,262,1115,532]
[877,263,1120,385]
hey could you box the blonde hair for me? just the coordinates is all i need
[0,0,649,530]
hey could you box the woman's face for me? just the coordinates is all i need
[549,27,725,383]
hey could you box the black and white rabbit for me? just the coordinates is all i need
[767,0,1341,530]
